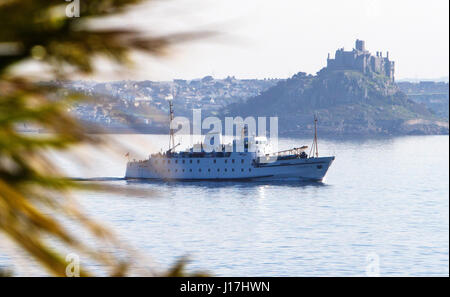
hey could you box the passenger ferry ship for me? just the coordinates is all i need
[125,103,334,181]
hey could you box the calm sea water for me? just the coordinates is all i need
[1,135,448,276]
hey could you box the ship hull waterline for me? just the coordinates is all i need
[125,156,335,182]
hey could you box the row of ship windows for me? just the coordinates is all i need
[151,159,245,165]
[154,168,252,173]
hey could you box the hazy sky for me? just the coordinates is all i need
[95,0,449,81]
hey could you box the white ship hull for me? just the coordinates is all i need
[125,154,334,181]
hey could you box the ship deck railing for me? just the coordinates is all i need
[273,146,308,158]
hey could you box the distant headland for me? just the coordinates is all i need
[224,40,448,136]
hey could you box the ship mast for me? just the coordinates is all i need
[314,115,318,157]
[310,115,319,158]
[168,100,175,151]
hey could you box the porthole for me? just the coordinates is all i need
[182,160,185,164]
[224,160,227,164]
[197,160,200,164]
[199,168,202,172]
[232,159,235,163]
[317,165,323,169]
[232,168,235,172]
[190,160,192,164]
[217,168,220,172]
[241,159,244,164]
[241,168,244,172]
[189,168,192,172]
[213,159,216,164]
[224,168,227,172]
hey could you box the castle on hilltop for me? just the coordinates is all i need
[326,40,395,81]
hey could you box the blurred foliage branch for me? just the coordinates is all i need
[0,0,209,276]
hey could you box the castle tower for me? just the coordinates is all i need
[355,39,365,51]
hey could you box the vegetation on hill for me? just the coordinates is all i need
[223,71,449,136]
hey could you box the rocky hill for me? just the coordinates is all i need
[222,70,449,137]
